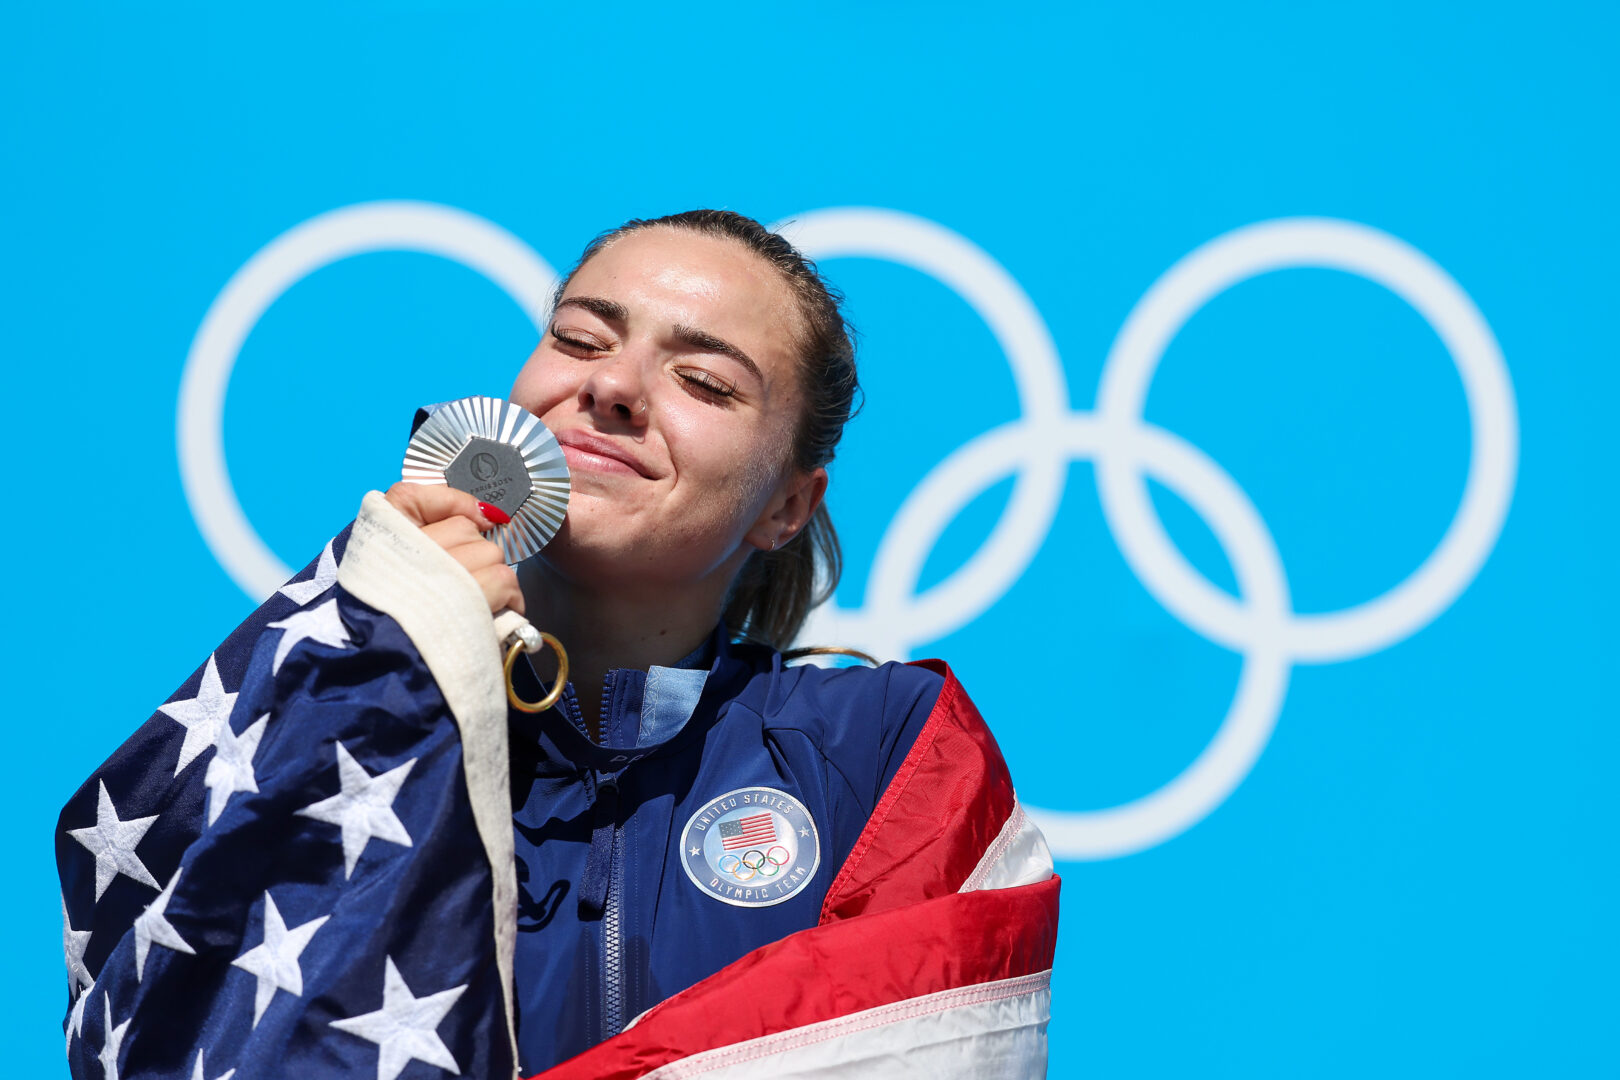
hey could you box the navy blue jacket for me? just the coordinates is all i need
[506,632,942,1073]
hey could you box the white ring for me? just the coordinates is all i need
[851,415,1294,857]
[777,208,1070,653]
[1094,218,1518,662]
[177,200,557,598]
[789,215,1514,856]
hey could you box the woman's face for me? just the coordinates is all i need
[510,227,825,591]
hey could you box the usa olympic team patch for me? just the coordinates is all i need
[680,786,821,908]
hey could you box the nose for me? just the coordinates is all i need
[578,351,649,429]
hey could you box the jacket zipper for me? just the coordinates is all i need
[561,673,635,1043]
[598,676,626,1039]
[601,824,626,1037]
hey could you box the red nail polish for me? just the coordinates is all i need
[478,501,511,525]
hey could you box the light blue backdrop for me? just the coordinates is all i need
[6,3,1615,1076]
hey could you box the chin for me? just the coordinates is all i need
[536,527,657,586]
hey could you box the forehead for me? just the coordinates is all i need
[565,228,802,366]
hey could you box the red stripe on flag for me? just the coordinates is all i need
[720,812,777,851]
[532,879,1059,1079]
[819,661,1018,922]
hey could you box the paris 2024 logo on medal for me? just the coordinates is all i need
[681,787,821,908]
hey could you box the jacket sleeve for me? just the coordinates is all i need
[533,665,1061,1080]
[56,493,523,1080]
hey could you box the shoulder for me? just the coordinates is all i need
[746,657,946,729]
[734,657,944,766]
[717,652,965,810]
[813,660,1036,920]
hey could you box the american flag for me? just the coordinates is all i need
[58,494,1060,1079]
[57,524,517,1080]
[718,812,777,851]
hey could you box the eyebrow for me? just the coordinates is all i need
[554,295,763,382]
[672,324,763,382]
[554,295,629,322]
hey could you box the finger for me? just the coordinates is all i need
[473,564,526,616]
[384,482,497,530]
[442,537,508,575]
[440,539,524,613]
[421,516,484,549]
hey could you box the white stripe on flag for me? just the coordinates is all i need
[641,970,1052,1079]
[959,800,1054,893]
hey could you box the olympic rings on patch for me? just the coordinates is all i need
[717,846,793,881]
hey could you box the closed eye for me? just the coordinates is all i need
[676,367,738,400]
[550,327,606,353]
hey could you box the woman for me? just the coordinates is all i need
[58,211,1059,1080]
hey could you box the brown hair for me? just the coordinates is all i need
[552,209,860,651]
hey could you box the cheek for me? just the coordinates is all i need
[510,354,575,417]
[666,412,793,520]
[667,417,746,500]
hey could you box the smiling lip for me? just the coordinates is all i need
[555,428,655,478]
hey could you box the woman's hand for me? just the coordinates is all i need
[383,482,526,616]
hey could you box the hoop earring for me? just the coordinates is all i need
[633,398,649,417]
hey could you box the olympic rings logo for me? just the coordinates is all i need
[716,848,791,882]
[179,202,1519,864]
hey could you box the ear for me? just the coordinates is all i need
[746,466,827,551]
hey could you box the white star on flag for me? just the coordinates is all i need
[157,654,240,777]
[204,713,270,826]
[66,977,92,1057]
[61,893,92,993]
[266,598,352,674]
[296,743,416,878]
[98,995,131,1080]
[277,540,339,605]
[134,867,196,980]
[330,956,466,1080]
[191,1048,237,1080]
[231,891,329,1027]
[68,780,161,900]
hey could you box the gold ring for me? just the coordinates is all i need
[504,632,568,713]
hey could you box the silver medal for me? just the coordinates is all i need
[400,396,570,564]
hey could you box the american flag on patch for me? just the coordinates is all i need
[718,812,776,851]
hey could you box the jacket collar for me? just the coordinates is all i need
[511,625,770,775]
